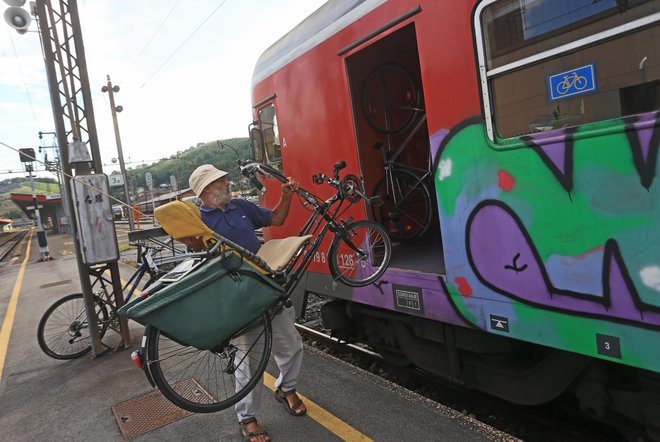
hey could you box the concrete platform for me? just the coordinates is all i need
[0,230,513,441]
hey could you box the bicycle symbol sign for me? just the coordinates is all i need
[548,64,596,102]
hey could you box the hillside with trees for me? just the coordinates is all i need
[109,137,250,202]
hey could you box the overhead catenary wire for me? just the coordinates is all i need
[119,0,182,87]
[138,0,228,90]
[6,29,39,127]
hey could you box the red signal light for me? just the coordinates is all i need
[18,148,35,162]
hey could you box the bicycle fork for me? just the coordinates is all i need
[335,220,368,259]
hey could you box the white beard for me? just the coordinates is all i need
[209,187,232,206]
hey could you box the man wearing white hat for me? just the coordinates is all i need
[189,164,305,442]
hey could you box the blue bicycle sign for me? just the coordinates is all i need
[548,64,596,101]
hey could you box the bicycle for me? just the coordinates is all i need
[556,71,588,95]
[370,111,434,240]
[360,62,434,239]
[129,159,392,413]
[37,244,203,359]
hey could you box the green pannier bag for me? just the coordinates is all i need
[119,251,284,350]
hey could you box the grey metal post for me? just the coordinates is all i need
[103,75,135,231]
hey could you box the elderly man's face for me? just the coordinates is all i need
[202,177,231,207]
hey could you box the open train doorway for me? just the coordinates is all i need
[346,24,444,275]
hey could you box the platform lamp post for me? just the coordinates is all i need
[102,75,135,231]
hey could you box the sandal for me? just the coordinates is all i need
[239,418,271,442]
[274,388,307,416]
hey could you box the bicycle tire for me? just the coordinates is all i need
[145,313,273,413]
[556,81,567,95]
[328,220,392,287]
[361,63,419,135]
[574,75,588,90]
[372,169,433,239]
[37,293,109,359]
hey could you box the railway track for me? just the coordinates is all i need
[0,230,28,263]
[295,295,621,442]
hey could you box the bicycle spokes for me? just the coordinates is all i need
[330,220,391,287]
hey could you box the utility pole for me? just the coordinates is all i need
[102,75,135,231]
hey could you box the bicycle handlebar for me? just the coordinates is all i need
[238,159,377,206]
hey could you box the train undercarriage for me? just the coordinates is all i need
[320,299,660,441]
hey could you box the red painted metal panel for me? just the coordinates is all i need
[251,0,481,272]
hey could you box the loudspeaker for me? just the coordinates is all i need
[4,6,31,34]
[3,0,27,7]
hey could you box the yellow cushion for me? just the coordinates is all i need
[257,235,313,271]
[154,200,216,245]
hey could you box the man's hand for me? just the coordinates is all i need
[281,177,299,197]
[272,177,299,226]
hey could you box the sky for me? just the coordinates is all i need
[0,0,327,182]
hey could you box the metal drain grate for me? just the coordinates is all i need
[111,379,212,439]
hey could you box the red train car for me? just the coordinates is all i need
[248,1,660,438]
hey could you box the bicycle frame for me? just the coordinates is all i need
[238,160,376,298]
[377,113,432,202]
[280,189,356,297]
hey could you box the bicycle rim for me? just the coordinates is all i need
[37,294,108,360]
[145,313,273,413]
[372,169,432,239]
[329,220,392,287]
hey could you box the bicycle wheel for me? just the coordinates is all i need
[372,169,433,239]
[145,313,273,413]
[361,63,419,134]
[37,293,109,359]
[328,220,392,287]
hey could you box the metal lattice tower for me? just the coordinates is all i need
[35,0,130,355]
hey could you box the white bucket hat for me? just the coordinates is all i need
[188,164,228,196]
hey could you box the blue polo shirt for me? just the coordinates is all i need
[200,199,272,253]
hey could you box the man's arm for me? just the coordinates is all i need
[270,177,299,226]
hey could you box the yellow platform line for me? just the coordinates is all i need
[263,372,373,442]
[0,230,33,382]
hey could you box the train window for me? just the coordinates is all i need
[475,0,660,140]
[257,104,282,171]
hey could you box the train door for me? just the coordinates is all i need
[345,24,444,274]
